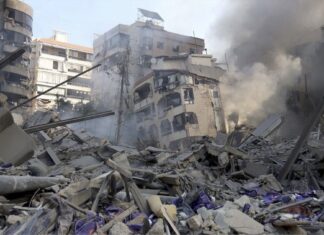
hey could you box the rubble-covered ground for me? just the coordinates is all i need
[1,113,324,234]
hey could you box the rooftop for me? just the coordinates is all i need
[35,38,93,54]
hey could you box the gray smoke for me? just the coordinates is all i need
[211,0,324,131]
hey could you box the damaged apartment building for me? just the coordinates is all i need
[133,54,226,150]
[0,0,33,109]
[31,31,93,110]
[92,9,206,143]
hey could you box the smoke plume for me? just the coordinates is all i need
[212,0,324,129]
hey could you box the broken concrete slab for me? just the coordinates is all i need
[223,209,264,235]
[243,162,269,177]
[59,180,91,206]
[37,147,61,166]
[146,218,164,235]
[69,156,100,169]
[0,109,35,165]
[187,214,203,230]
[109,222,132,235]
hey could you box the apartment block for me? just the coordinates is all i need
[0,0,33,108]
[133,54,226,150]
[31,31,93,109]
[92,9,205,143]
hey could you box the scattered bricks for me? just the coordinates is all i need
[109,222,131,235]
[146,218,164,235]
[187,214,203,230]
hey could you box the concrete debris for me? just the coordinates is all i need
[223,209,264,234]
[109,222,132,235]
[0,110,324,234]
[0,109,35,165]
[146,218,164,235]
[187,214,203,230]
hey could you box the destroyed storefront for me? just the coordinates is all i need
[133,54,226,150]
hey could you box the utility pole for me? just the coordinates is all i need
[115,48,129,144]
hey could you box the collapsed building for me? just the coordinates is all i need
[92,9,205,143]
[134,54,226,150]
[31,31,93,110]
[0,0,33,110]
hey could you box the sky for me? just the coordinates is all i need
[23,0,229,60]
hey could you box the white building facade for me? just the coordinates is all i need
[31,31,93,109]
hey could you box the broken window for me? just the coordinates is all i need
[157,41,164,49]
[134,83,151,103]
[157,92,181,117]
[53,61,58,70]
[185,112,198,124]
[184,88,194,104]
[160,119,172,136]
[172,112,198,132]
[173,113,185,131]
[166,92,181,107]
[7,9,32,31]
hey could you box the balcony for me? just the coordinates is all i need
[1,83,30,98]
[2,64,29,78]
[4,21,32,37]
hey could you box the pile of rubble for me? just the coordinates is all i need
[1,110,324,234]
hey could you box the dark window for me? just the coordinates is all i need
[134,83,151,103]
[157,42,164,49]
[7,8,33,31]
[189,48,196,54]
[67,77,91,87]
[53,61,58,69]
[157,92,181,117]
[173,113,186,131]
[172,45,180,52]
[42,46,66,57]
[5,30,28,44]
[213,91,219,98]
[185,112,198,124]
[160,119,172,136]
[69,50,90,61]
[184,88,194,104]
[66,89,90,99]
[166,93,181,107]
[172,112,198,132]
